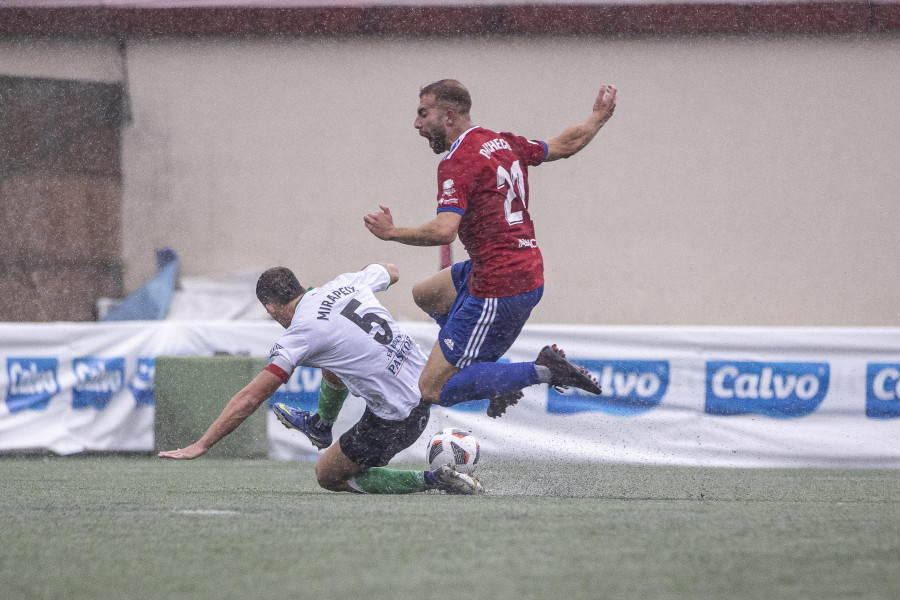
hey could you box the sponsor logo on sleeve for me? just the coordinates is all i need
[72,358,125,410]
[438,179,459,206]
[705,361,829,418]
[547,360,669,416]
[129,358,155,406]
[6,358,59,413]
[269,366,322,411]
[866,363,900,419]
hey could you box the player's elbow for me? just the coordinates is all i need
[381,263,400,286]
[427,225,457,245]
[434,230,457,245]
[430,212,460,245]
[548,140,582,161]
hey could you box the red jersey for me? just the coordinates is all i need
[435,126,548,298]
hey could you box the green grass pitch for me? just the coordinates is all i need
[2,457,898,599]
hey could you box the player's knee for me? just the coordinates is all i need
[314,462,344,492]
[412,281,434,312]
[413,277,454,315]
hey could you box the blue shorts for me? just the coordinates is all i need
[438,261,543,368]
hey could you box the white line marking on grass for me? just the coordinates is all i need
[173,509,242,516]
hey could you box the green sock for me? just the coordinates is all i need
[316,378,349,425]
[350,468,428,494]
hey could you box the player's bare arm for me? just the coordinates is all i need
[158,369,283,460]
[364,205,461,246]
[545,84,617,162]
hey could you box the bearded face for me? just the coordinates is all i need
[415,94,450,154]
[421,122,449,154]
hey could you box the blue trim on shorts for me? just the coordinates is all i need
[438,260,543,368]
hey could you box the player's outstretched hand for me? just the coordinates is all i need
[592,84,617,126]
[158,443,208,460]
[364,205,395,240]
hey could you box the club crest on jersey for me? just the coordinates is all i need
[442,179,456,196]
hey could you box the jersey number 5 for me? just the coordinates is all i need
[341,299,394,345]
[497,160,526,226]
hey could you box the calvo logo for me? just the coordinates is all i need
[705,361,829,418]
[548,359,669,416]
[72,358,125,410]
[6,358,59,413]
[866,363,900,419]
[130,358,156,406]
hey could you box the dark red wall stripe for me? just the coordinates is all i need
[0,4,896,36]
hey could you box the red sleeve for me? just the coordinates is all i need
[506,133,548,166]
[265,363,290,384]
[435,159,468,215]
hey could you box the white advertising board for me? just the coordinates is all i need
[1,321,898,468]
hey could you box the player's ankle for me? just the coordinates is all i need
[423,470,440,489]
[535,364,552,384]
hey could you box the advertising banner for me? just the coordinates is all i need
[1,322,898,468]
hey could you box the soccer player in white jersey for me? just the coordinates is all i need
[158,263,482,495]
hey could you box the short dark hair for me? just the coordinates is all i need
[256,267,303,306]
[419,79,471,116]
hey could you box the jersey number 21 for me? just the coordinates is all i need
[497,160,526,226]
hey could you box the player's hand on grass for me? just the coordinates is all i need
[158,443,208,460]
[364,205,395,240]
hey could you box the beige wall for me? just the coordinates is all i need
[0,38,124,83]
[5,36,899,325]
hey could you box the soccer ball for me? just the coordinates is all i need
[426,428,480,474]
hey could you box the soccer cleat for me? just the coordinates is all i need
[535,344,602,395]
[487,390,523,419]
[431,465,484,495]
[272,403,333,450]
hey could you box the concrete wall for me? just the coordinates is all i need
[3,35,898,325]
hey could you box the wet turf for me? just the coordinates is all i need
[2,457,898,599]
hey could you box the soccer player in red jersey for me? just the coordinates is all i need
[365,80,616,416]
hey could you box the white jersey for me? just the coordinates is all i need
[267,264,427,420]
